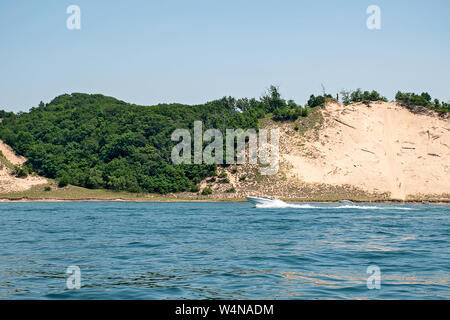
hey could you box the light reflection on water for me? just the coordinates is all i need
[0,202,448,299]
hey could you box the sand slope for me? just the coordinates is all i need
[282,102,450,200]
[0,140,47,193]
[0,139,26,165]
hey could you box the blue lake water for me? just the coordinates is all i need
[0,201,448,299]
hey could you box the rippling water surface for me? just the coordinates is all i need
[0,202,448,299]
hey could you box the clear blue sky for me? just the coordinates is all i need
[1,0,449,111]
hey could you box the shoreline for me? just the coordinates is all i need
[1,197,449,204]
[1,183,448,205]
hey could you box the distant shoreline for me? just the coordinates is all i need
[0,197,449,205]
[1,183,448,204]
[2,100,449,206]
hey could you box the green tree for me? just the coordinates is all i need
[58,175,70,188]
[201,187,212,195]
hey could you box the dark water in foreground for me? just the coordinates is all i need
[0,202,448,299]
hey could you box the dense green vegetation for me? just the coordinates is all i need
[306,93,334,108]
[338,89,449,114]
[0,110,14,119]
[201,187,213,195]
[0,88,307,193]
[340,89,388,105]
[264,86,308,121]
[395,91,450,114]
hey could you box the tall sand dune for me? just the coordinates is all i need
[282,102,449,200]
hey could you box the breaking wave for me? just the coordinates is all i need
[255,199,316,209]
[255,201,416,210]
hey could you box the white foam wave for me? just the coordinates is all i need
[335,205,415,210]
[255,201,415,210]
[255,199,317,209]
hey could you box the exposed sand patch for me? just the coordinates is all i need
[282,102,450,200]
[0,139,26,165]
[0,140,48,193]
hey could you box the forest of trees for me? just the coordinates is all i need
[395,91,450,114]
[340,89,388,105]
[0,87,447,194]
[0,87,316,193]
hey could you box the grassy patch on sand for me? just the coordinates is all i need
[0,151,15,170]
[0,183,154,201]
[294,107,324,138]
[0,182,244,202]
